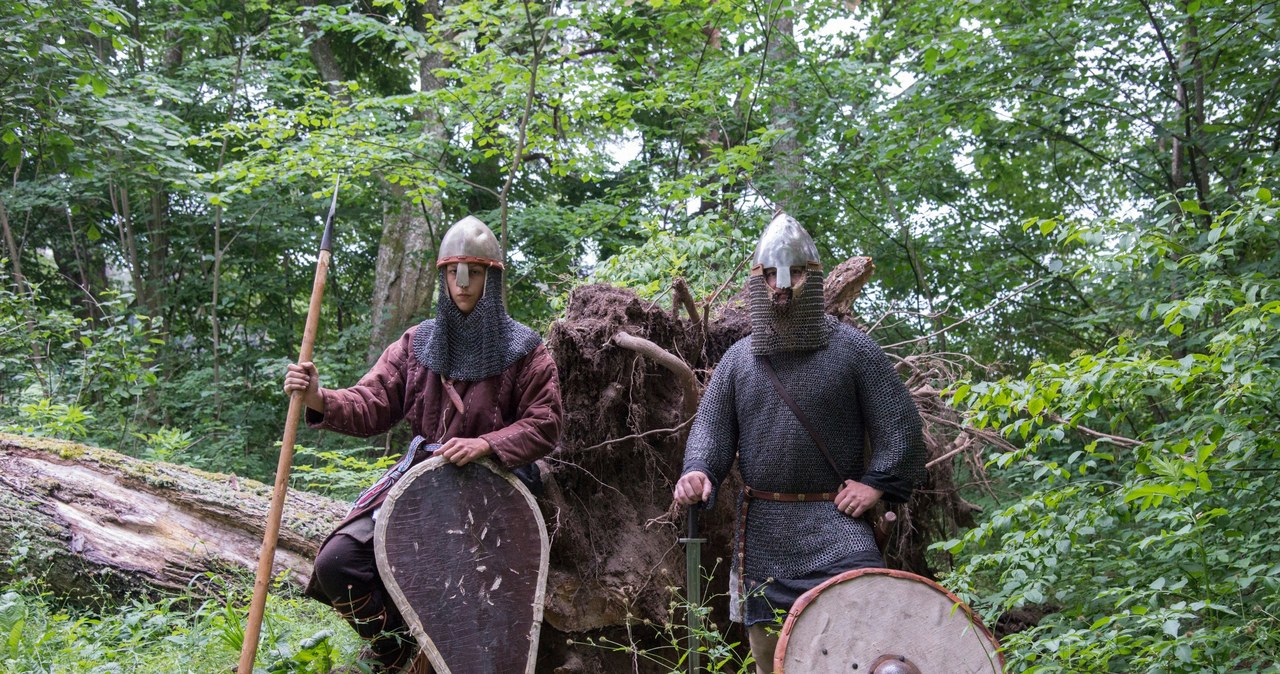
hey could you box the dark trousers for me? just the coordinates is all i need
[310,518,415,671]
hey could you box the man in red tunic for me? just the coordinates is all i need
[283,215,562,672]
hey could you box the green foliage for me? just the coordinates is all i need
[941,191,1280,672]
[0,576,359,674]
[14,400,93,439]
[132,427,195,464]
[0,270,162,446]
[291,445,398,501]
[592,214,753,303]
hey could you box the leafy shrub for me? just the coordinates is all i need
[941,190,1280,672]
[0,270,162,446]
[591,214,754,303]
[292,445,398,501]
[0,576,358,674]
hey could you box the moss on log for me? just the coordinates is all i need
[0,432,346,599]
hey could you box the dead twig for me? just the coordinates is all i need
[926,435,977,470]
[1047,413,1144,448]
[884,278,1049,349]
[921,412,1020,454]
[576,417,696,454]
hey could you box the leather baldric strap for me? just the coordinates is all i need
[758,355,845,482]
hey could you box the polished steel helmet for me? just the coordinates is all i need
[436,215,503,288]
[751,211,821,288]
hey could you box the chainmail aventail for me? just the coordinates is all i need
[413,269,542,381]
[748,270,832,355]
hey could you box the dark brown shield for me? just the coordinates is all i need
[775,568,1004,673]
[374,456,548,674]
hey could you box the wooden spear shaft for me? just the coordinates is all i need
[238,182,339,674]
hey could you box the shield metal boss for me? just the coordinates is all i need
[775,568,1004,674]
[374,456,549,674]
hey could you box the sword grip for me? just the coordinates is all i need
[687,503,700,539]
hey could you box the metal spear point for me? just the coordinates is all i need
[238,178,340,674]
[679,504,706,674]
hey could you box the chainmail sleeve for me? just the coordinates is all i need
[681,340,744,507]
[843,324,927,501]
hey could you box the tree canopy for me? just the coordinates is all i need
[2,0,1278,670]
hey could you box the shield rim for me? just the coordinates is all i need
[774,567,1005,673]
[373,455,550,674]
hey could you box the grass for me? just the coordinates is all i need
[0,575,361,674]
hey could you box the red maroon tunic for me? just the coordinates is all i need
[305,326,562,525]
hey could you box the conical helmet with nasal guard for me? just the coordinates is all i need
[751,211,822,288]
[436,215,503,288]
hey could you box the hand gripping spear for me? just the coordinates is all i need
[237,180,340,674]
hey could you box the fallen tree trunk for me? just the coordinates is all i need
[0,432,345,599]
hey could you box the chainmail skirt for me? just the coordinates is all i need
[733,549,885,625]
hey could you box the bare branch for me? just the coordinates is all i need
[575,417,696,454]
[1047,414,1144,448]
[884,278,1049,349]
[920,412,1020,454]
[612,330,700,419]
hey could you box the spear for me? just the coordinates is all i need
[238,180,340,674]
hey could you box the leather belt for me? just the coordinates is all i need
[737,485,841,611]
[743,486,838,502]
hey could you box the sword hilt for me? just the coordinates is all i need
[679,503,705,544]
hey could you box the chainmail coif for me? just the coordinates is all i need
[748,270,831,355]
[412,268,542,382]
[683,321,927,622]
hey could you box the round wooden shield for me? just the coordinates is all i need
[775,568,1004,673]
[374,456,549,674]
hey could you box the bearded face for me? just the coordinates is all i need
[771,285,794,314]
[764,265,807,315]
[748,267,830,355]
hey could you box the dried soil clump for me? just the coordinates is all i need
[541,285,742,627]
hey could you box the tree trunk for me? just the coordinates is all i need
[109,180,146,307]
[296,0,448,360]
[0,193,25,294]
[365,0,450,359]
[766,1,804,212]
[299,0,348,100]
[367,187,441,361]
[0,433,345,600]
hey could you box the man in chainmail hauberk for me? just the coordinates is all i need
[672,212,927,674]
[283,216,562,673]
